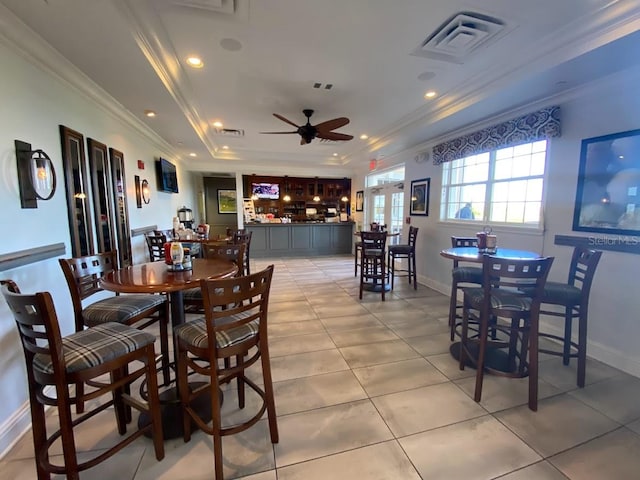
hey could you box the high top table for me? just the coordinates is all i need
[100,257,238,439]
[440,246,541,372]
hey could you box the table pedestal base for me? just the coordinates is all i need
[138,381,219,440]
[362,282,392,292]
[449,342,516,374]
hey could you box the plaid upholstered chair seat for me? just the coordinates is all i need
[462,287,532,312]
[82,294,166,326]
[452,266,483,283]
[34,322,156,375]
[174,314,258,350]
[521,282,582,306]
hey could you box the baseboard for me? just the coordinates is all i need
[0,401,31,460]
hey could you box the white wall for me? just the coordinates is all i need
[352,67,640,379]
[0,39,195,454]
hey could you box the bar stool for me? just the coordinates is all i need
[525,247,602,387]
[354,223,386,277]
[1,280,165,480]
[359,231,388,301]
[387,226,419,289]
[449,236,483,340]
[458,255,554,411]
[145,231,167,262]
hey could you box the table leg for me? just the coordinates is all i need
[138,290,216,440]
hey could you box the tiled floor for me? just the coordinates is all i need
[3,255,640,479]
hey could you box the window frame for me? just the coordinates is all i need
[440,140,548,230]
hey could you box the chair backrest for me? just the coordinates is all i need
[451,236,479,268]
[232,230,252,264]
[59,251,118,331]
[567,247,602,299]
[1,280,66,384]
[360,231,387,253]
[407,226,419,247]
[202,242,246,276]
[199,265,274,358]
[481,256,554,315]
[145,232,167,262]
[370,223,387,232]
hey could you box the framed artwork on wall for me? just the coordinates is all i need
[410,178,430,216]
[217,189,237,214]
[355,190,364,212]
[573,128,640,235]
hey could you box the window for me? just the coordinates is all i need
[440,140,547,227]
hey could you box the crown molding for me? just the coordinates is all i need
[0,3,178,158]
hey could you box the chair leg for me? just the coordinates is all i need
[112,367,128,435]
[381,257,386,302]
[474,311,490,402]
[28,380,50,480]
[58,388,80,480]
[260,339,279,443]
[236,354,245,409]
[529,315,539,411]
[459,304,470,371]
[389,252,395,290]
[145,345,165,460]
[177,344,192,443]
[577,306,588,388]
[563,307,572,366]
[159,304,171,385]
[412,252,417,289]
[211,370,225,480]
[449,281,459,341]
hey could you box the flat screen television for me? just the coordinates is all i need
[252,182,279,200]
[155,157,178,193]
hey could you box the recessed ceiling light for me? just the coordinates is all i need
[186,56,204,68]
[222,145,229,150]
[189,152,197,157]
[212,121,223,128]
[360,134,369,140]
[424,91,437,99]
[144,110,156,117]
[332,153,338,157]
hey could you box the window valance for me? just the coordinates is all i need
[432,105,561,165]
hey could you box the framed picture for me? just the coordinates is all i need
[572,128,640,235]
[355,190,364,212]
[217,189,237,214]
[410,178,430,216]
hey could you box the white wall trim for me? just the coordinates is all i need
[0,3,178,160]
[0,401,31,460]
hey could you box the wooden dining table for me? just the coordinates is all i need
[99,257,238,439]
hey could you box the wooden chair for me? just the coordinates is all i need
[354,224,386,277]
[231,230,252,275]
[59,251,171,404]
[449,236,483,340]
[387,226,419,289]
[1,280,164,480]
[174,266,278,480]
[359,231,388,301]
[459,256,554,411]
[183,243,246,312]
[145,232,167,262]
[528,247,602,387]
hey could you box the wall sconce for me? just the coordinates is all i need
[341,195,349,212]
[141,179,150,204]
[15,140,57,209]
[313,195,321,202]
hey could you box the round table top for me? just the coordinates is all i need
[99,258,238,294]
[440,246,541,262]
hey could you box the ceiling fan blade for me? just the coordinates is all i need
[260,131,298,134]
[300,137,309,145]
[314,117,350,132]
[273,113,300,129]
[316,131,354,141]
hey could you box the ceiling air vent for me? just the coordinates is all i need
[412,11,506,64]
[212,128,245,137]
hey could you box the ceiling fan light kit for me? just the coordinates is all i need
[261,109,354,145]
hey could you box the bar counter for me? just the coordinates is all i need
[246,222,355,257]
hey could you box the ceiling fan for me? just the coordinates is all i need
[261,109,354,145]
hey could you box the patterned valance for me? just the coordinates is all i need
[432,106,561,165]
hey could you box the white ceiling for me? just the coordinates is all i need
[2,0,640,176]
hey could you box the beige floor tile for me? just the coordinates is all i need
[268,320,325,338]
[312,303,371,318]
[550,427,640,480]
[538,356,625,392]
[269,306,317,323]
[328,325,399,347]
[400,416,540,480]
[269,349,349,382]
[454,374,562,413]
[372,382,486,437]
[268,300,310,313]
[305,292,354,306]
[568,373,640,424]
[320,313,384,332]
[373,309,428,325]
[236,471,277,480]
[273,371,367,415]
[339,339,419,368]
[499,461,568,480]
[495,394,619,457]
[352,357,448,397]
[268,332,335,357]
[277,441,421,480]
[405,332,452,356]
[274,400,393,467]
[627,417,640,435]
[426,352,477,380]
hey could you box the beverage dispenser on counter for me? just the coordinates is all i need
[177,206,194,230]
